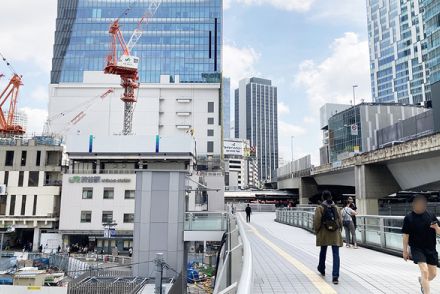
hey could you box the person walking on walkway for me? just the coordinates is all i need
[348,197,357,229]
[314,191,343,285]
[403,194,440,294]
[245,204,252,223]
[342,201,358,248]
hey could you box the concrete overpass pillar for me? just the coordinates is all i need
[355,164,400,215]
[299,177,318,205]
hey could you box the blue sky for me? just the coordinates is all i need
[0,0,371,165]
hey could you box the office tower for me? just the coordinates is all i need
[423,0,440,132]
[223,77,231,138]
[48,0,223,156]
[51,0,222,84]
[235,77,278,182]
[367,0,430,104]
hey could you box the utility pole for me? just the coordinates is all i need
[352,85,358,106]
[290,136,294,162]
[155,253,164,294]
[352,85,359,150]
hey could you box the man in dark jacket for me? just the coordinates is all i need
[403,194,440,294]
[314,191,343,285]
[245,204,252,223]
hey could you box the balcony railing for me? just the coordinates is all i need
[184,212,227,231]
[275,208,440,261]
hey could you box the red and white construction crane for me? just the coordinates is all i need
[104,0,162,135]
[0,53,24,136]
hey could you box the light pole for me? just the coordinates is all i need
[352,85,358,106]
[290,136,294,162]
[352,85,359,148]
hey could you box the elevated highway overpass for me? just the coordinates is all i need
[277,133,440,214]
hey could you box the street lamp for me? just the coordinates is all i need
[291,136,294,162]
[352,85,358,106]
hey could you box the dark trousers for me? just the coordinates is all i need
[246,213,251,222]
[318,246,340,278]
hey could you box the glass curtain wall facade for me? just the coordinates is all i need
[235,78,278,182]
[328,107,361,163]
[51,0,222,84]
[222,77,230,138]
[424,0,440,85]
[367,0,430,104]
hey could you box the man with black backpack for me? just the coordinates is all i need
[314,190,343,285]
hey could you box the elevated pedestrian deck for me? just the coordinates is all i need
[240,212,440,294]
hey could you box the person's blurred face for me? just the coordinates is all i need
[413,197,427,213]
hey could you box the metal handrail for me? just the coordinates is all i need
[236,214,253,294]
[275,209,440,262]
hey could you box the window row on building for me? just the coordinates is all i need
[81,188,135,200]
[80,210,134,224]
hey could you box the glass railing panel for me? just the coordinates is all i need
[184,213,227,231]
[384,232,403,250]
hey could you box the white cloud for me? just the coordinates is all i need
[278,102,290,116]
[0,1,57,72]
[310,0,368,26]
[294,32,371,114]
[21,107,47,135]
[303,116,316,124]
[278,120,306,137]
[224,43,260,89]
[225,0,315,12]
[30,85,49,103]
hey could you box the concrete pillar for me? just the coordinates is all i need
[32,227,40,252]
[133,171,186,283]
[355,164,401,215]
[299,177,318,205]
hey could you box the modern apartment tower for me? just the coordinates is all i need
[234,77,278,182]
[223,77,231,138]
[366,0,430,104]
[51,0,222,84]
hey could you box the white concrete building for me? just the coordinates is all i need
[0,137,63,251]
[59,134,196,254]
[48,72,222,156]
[224,138,259,190]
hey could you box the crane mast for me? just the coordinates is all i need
[104,0,162,135]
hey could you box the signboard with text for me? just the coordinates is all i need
[224,141,244,156]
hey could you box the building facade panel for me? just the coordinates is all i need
[51,0,222,84]
[367,0,430,104]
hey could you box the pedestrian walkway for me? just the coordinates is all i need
[239,212,440,294]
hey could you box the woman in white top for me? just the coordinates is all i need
[342,202,358,248]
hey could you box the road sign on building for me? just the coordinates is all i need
[351,124,359,136]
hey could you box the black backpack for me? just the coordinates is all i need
[321,204,339,232]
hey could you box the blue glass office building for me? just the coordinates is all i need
[423,0,440,132]
[367,0,430,104]
[51,0,222,84]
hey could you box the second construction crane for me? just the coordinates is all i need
[104,0,161,135]
[0,53,24,136]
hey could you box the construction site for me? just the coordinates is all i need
[0,0,227,293]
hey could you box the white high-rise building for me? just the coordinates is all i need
[234,77,278,182]
[367,0,430,104]
[48,72,222,156]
